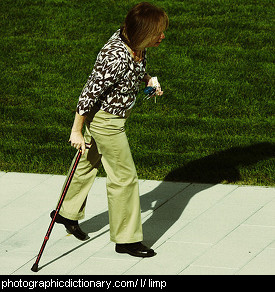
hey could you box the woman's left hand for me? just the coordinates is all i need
[147,77,163,96]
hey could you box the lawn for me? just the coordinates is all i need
[0,0,274,186]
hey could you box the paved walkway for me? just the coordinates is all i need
[0,171,275,275]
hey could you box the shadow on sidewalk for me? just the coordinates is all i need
[39,142,273,270]
[81,142,274,247]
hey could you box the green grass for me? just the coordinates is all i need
[0,0,274,186]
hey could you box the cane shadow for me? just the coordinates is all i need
[80,142,274,248]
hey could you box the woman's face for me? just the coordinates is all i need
[147,31,165,47]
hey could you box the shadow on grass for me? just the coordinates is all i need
[165,142,275,184]
[81,142,274,248]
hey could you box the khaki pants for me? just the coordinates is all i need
[58,109,143,244]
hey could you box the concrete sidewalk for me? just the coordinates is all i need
[0,171,275,275]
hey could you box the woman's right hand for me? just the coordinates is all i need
[69,112,87,154]
[69,130,86,154]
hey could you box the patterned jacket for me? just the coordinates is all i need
[77,29,147,118]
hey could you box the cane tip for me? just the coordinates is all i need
[31,263,39,272]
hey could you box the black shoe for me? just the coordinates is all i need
[115,242,156,258]
[50,210,89,241]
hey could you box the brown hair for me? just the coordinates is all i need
[121,2,169,50]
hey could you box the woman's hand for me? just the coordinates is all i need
[69,130,86,153]
[69,112,86,154]
[147,77,163,96]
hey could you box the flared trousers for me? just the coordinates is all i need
[58,108,143,244]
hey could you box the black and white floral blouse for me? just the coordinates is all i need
[77,29,147,118]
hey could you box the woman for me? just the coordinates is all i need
[51,2,169,258]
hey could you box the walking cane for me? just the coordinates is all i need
[31,144,90,272]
